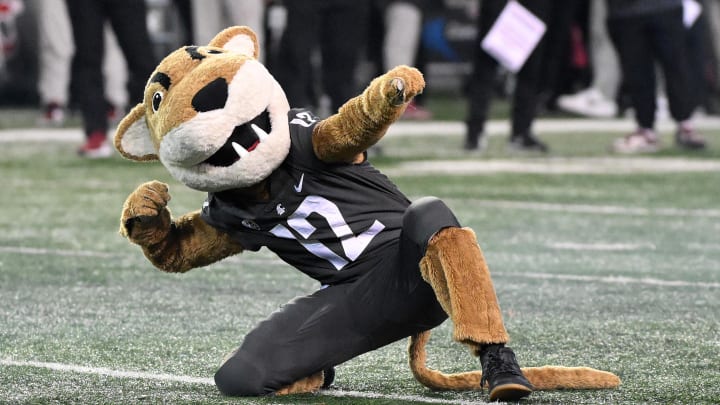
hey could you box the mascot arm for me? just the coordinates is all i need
[119,181,243,273]
[312,65,425,163]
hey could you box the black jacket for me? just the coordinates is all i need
[606,0,683,19]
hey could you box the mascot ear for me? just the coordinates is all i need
[114,103,158,161]
[208,26,259,59]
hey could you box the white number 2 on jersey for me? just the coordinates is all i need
[289,111,318,127]
[269,196,385,270]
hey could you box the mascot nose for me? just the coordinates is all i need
[192,78,229,112]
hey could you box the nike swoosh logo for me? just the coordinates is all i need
[293,173,305,193]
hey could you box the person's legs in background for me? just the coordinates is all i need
[683,0,720,116]
[319,0,369,113]
[104,0,156,113]
[224,0,266,61]
[706,0,720,100]
[507,0,552,152]
[102,26,128,125]
[464,0,551,153]
[536,0,583,114]
[65,0,112,157]
[557,0,620,118]
[651,6,706,149]
[607,13,660,153]
[383,0,431,120]
[190,0,222,45]
[36,0,73,126]
[464,0,504,152]
[274,1,320,109]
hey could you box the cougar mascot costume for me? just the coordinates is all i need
[114,26,620,401]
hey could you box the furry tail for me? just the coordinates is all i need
[409,331,621,391]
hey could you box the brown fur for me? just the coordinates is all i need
[409,330,621,391]
[275,371,325,395]
[414,227,621,392]
[420,227,509,346]
[313,65,424,163]
[114,25,620,397]
[120,181,243,272]
[147,52,247,146]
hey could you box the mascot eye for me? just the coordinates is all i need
[152,91,164,112]
[207,49,223,54]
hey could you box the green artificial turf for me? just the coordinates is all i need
[1,127,718,404]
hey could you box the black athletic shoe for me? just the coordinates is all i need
[480,345,533,401]
[464,134,488,152]
[322,367,335,389]
[509,133,549,153]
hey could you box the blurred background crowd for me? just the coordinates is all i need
[0,0,719,156]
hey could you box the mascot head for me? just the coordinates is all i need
[114,26,291,192]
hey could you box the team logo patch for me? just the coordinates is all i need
[241,219,261,230]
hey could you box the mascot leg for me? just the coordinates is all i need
[408,198,532,401]
[275,367,334,395]
[420,227,508,345]
[274,371,325,395]
[215,349,332,396]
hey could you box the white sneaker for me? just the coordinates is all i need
[77,131,114,159]
[557,88,617,118]
[612,129,660,154]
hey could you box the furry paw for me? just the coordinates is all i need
[120,181,172,245]
[384,65,425,106]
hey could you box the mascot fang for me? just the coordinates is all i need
[114,26,620,401]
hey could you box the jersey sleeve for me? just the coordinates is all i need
[286,108,326,171]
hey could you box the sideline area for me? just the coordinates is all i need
[3,116,720,142]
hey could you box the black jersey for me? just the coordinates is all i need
[201,109,411,285]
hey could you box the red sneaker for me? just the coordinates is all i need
[38,102,66,127]
[77,131,113,158]
[612,128,659,154]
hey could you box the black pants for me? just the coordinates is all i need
[214,197,459,396]
[65,0,156,136]
[465,0,553,141]
[273,0,369,113]
[607,6,695,129]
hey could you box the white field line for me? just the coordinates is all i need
[0,246,275,266]
[384,117,720,137]
[687,242,720,251]
[387,157,720,175]
[3,116,720,142]
[0,128,84,142]
[456,199,720,218]
[0,246,118,258]
[320,389,481,405]
[502,272,720,289]
[0,359,213,385]
[547,242,657,251]
[0,359,479,405]
[2,245,717,289]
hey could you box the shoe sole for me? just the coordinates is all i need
[489,383,533,401]
[78,148,113,159]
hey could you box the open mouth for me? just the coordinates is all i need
[202,110,271,167]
